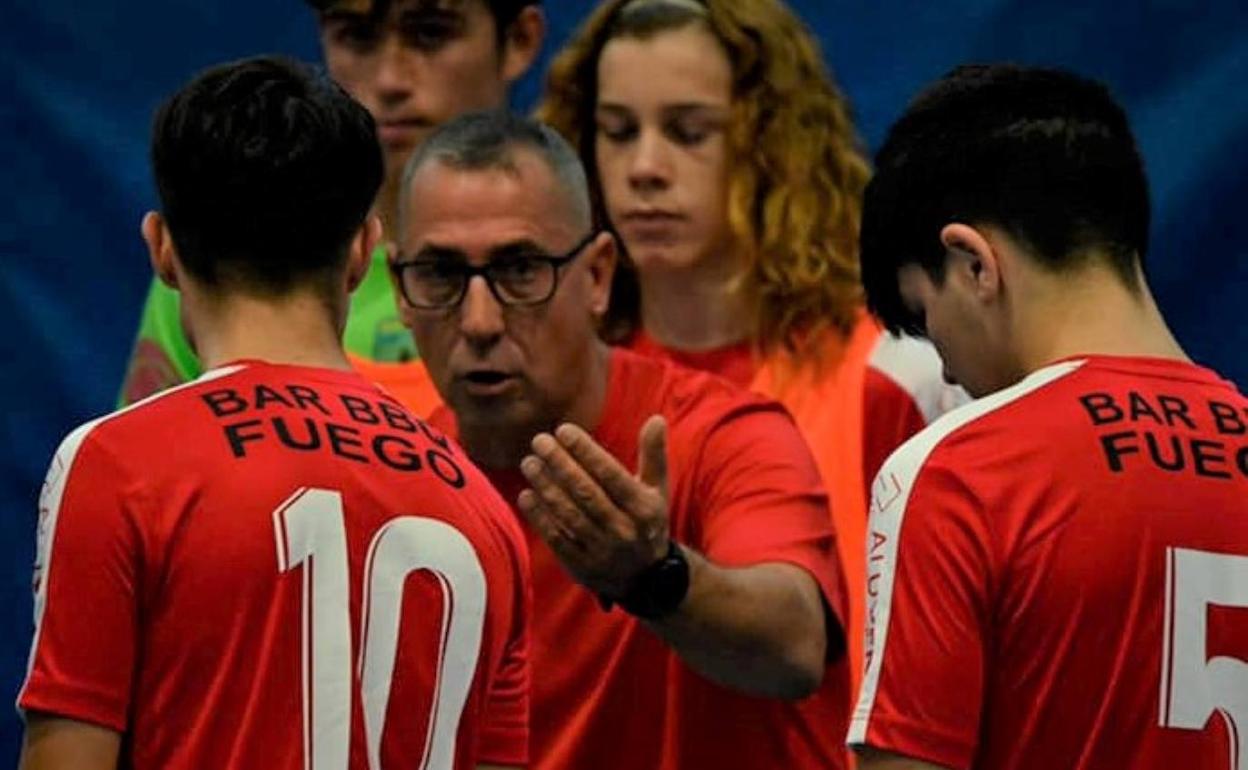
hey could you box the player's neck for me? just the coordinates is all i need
[638,258,751,352]
[1017,263,1189,371]
[188,290,353,373]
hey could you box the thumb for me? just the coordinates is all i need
[637,415,668,494]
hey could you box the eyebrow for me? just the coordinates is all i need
[408,244,465,262]
[408,239,550,262]
[490,241,549,260]
[399,0,466,19]
[596,101,730,116]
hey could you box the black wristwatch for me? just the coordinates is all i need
[606,541,691,620]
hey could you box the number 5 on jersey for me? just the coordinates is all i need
[1160,547,1248,770]
[274,487,488,770]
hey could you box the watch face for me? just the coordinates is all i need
[631,544,690,619]
[655,558,689,606]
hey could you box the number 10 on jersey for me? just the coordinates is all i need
[274,487,488,770]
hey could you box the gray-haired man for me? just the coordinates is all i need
[393,109,855,770]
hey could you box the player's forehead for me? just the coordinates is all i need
[597,24,732,112]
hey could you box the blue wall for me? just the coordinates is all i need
[3,1,1246,761]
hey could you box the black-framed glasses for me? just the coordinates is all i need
[391,231,599,310]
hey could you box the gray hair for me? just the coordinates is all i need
[399,110,593,234]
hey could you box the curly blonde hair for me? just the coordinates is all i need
[537,0,871,362]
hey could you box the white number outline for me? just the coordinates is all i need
[274,487,487,770]
[1159,546,1248,770]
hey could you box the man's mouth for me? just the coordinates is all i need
[460,370,517,396]
[376,118,431,147]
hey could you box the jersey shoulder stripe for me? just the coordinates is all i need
[17,365,246,709]
[848,359,1085,745]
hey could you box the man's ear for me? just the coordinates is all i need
[499,5,545,85]
[940,222,1001,302]
[347,214,383,293]
[141,211,179,289]
[585,231,618,318]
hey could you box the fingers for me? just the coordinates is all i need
[552,422,653,511]
[517,457,631,596]
[519,454,610,544]
[636,415,668,495]
[516,487,588,557]
[519,419,675,581]
[529,432,634,534]
[519,424,673,596]
[516,487,557,540]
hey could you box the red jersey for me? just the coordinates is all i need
[432,348,853,770]
[850,356,1248,770]
[19,361,530,770]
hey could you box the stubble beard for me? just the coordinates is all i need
[454,399,561,472]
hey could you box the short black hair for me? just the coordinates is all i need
[151,55,383,294]
[306,0,540,38]
[861,64,1151,335]
[481,0,543,32]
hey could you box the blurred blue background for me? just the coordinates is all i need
[2,0,1245,760]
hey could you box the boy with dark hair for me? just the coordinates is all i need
[119,0,544,406]
[849,64,1248,770]
[19,56,531,770]
[859,63,1151,375]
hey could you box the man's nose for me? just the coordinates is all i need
[458,276,505,349]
